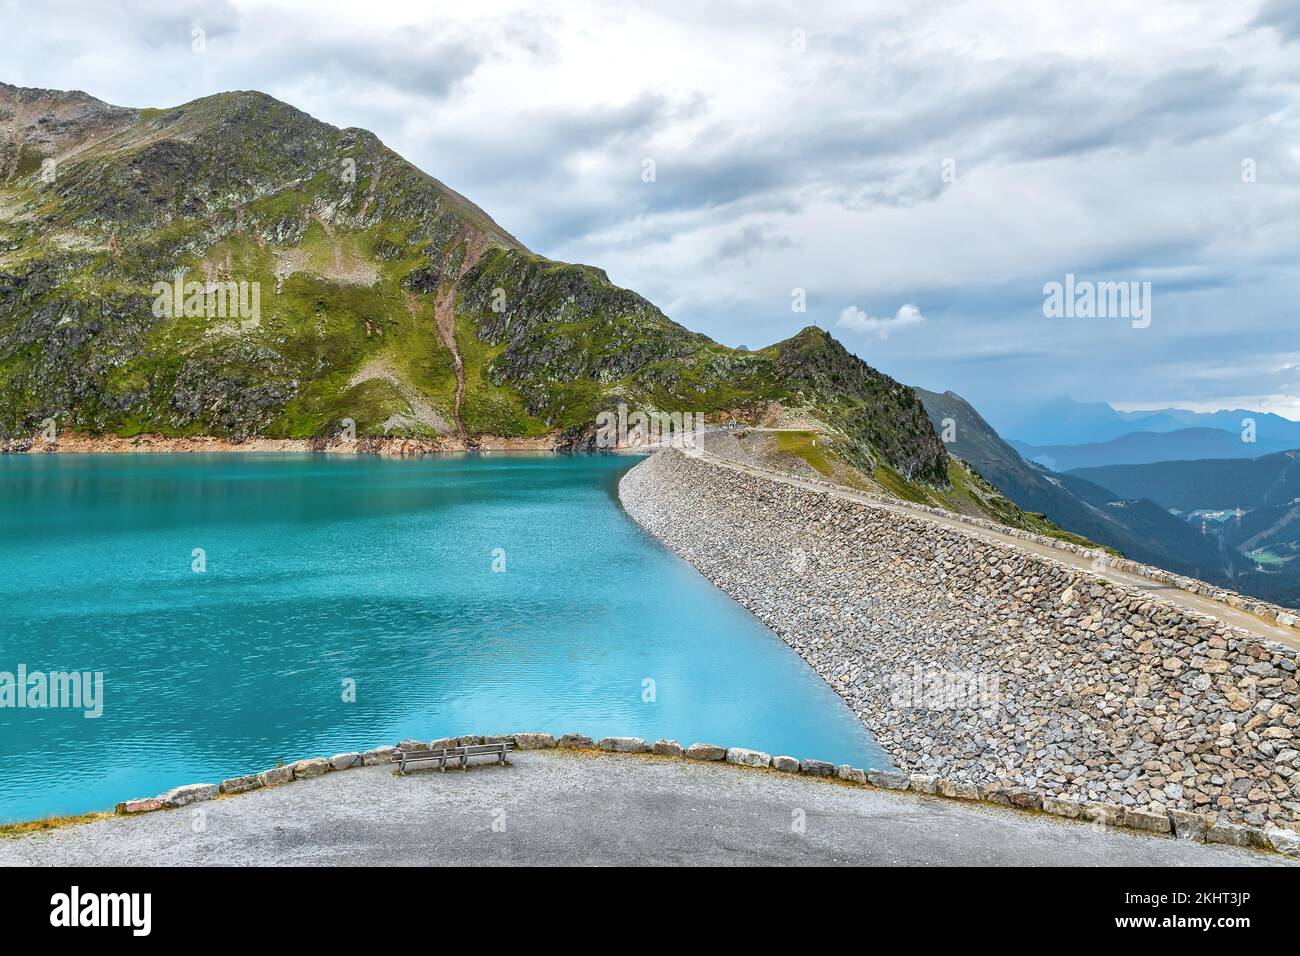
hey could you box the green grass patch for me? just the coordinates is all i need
[1247,548,1288,566]
[0,811,111,838]
[775,430,834,476]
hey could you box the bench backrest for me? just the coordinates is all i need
[391,741,514,763]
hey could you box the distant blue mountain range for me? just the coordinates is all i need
[1010,428,1297,471]
[977,395,1300,448]
[916,390,1300,608]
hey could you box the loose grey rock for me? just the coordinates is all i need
[555,734,595,749]
[771,755,800,772]
[329,752,361,771]
[513,733,557,750]
[652,739,685,757]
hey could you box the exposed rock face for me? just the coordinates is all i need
[620,449,1300,830]
[0,84,949,484]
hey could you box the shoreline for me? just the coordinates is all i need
[617,447,1300,837]
[3,430,566,456]
[4,734,1292,861]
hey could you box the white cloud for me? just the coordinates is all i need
[836,303,926,339]
[4,0,1299,415]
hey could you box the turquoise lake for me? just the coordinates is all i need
[0,453,885,822]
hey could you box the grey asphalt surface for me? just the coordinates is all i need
[0,750,1289,866]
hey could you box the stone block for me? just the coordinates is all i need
[686,742,727,761]
[290,758,331,779]
[598,736,649,753]
[726,747,772,768]
[160,783,218,808]
[219,774,261,795]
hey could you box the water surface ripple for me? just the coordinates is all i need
[0,453,886,821]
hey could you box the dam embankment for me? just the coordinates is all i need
[618,447,1300,834]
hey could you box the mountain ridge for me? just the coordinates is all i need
[1072,451,1300,606]
[979,393,1300,447]
[915,387,1228,583]
[0,83,948,483]
[1012,427,1297,471]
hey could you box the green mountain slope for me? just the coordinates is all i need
[1073,452,1300,605]
[916,387,1229,582]
[1072,451,1300,512]
[0,83,947,483]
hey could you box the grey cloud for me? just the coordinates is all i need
[710,223,796,263]
[1254,0,1300,42]
[263,29,483,100]
[4,0,1299,416]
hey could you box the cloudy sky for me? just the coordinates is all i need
[6,0,1300,418]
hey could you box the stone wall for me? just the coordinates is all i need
[619,449,1300,831]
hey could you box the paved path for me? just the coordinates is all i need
[685,446,1300,652]
[0,751,1288,866]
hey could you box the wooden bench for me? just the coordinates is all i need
[391,742,514,774]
